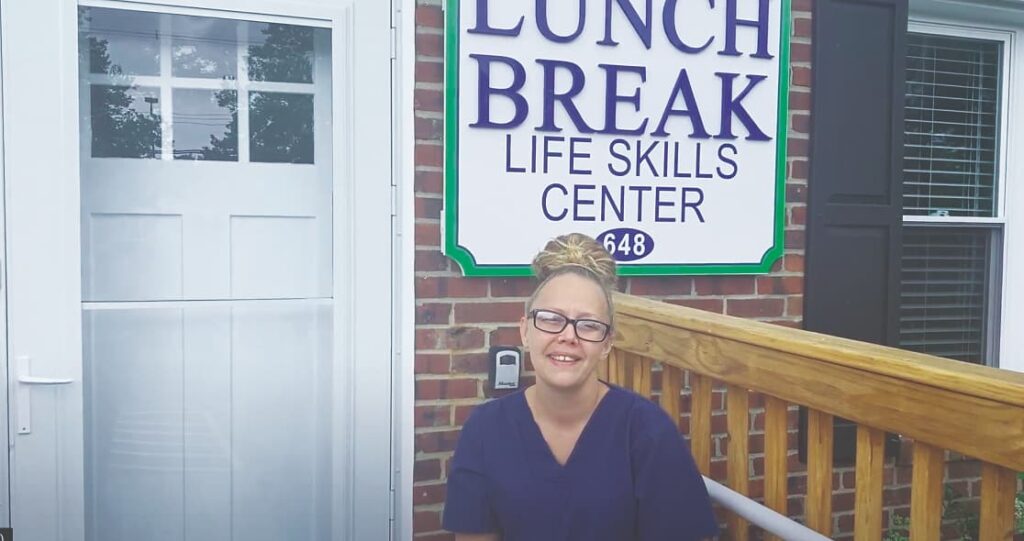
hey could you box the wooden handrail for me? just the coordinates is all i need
[614,293,1024,408]
[609,292,1024,540]
[612,292,1024,472]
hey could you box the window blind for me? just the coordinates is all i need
[904,33,1000,217]
[899,227,990,363]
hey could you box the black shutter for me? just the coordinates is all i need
[802,0,909,464]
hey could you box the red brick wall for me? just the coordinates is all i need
[412,2,1010,539]
[411,1,812,539]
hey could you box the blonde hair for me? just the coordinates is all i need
[527,233,618,326]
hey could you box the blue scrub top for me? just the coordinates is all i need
[443,384,719,541]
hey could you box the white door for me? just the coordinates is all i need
[1,1,395,540]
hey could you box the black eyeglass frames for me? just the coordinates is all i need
[529,309,611,342]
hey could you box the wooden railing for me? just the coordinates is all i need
[604,293,1024,541]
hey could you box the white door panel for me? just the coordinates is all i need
[84,303,333,540]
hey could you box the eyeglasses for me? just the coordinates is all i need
[529,309,611,343]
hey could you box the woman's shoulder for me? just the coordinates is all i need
[461,389,526,432]
[605,383,680,438]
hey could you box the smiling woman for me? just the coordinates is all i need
[442,233,718,541]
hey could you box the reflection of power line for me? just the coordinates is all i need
[88,28,238,47]
[174,123,233,128]
[173,113,236,118]
[86,27,297,49]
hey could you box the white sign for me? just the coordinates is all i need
[444,0,791,276]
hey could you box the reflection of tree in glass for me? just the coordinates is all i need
[250,92,314,164]
[195,89,239,161]
[86,32,161,159]
[248,24,314,83]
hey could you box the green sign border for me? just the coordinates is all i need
[444,0,792,277]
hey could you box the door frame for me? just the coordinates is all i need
[396,0,416,538]
[0,6,11,526]
[2,0,397,537]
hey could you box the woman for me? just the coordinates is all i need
[443,234,718,541]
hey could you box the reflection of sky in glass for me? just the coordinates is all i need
[246,22,314,84]
[83,7,160,76]
[173,89,237,161]
[172,16,237,79]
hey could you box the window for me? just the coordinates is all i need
[80,7,318,163]
[900,28,1007,365]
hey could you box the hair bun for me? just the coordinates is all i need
[531,233,618,289]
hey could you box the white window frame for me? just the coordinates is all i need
[906,15,1024,371]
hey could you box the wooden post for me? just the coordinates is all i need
[726,384,750,541]
[690,373,712,476]
[854,426,886,541]
[806,409,834,536]
[607,349,625,386]
[763,396,789,541]
[630,354,652,398]
[909,442,944,541]
[660,365,682,430]
[978,463,1016,541]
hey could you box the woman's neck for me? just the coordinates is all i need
[528,378,606,427]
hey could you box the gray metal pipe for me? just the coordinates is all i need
[703,476,833,541]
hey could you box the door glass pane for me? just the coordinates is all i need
[90,85,162,159]
[172,16,238,79]
[82,9,160,76]
[79,7,335,540]
[251,91,314,163]
[247,23,314,83]
[173,88,238,161]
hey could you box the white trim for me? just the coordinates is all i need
[82,298,333,310]
[903,215,1007,225]
[907,14,1023,371]
[1002,25,1024,372]
[0,16,11,527]
[395,0,416,538]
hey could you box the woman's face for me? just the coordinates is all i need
[520,273,613,392]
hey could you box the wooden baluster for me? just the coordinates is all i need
[660,365,682,430]
[763,396,789,541]
[854,426,885,541]
[689,373,712,476]
[597,349,609,382]
[630,354,652,398]
[621,351,634,389]
[726,384,750,541]
[979,463,1016,541]
[806,409,834,536]
[909,442,944,541]
[607,349,625,386]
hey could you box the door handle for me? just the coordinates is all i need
[18,376,74,385]
[16,355,74,434]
